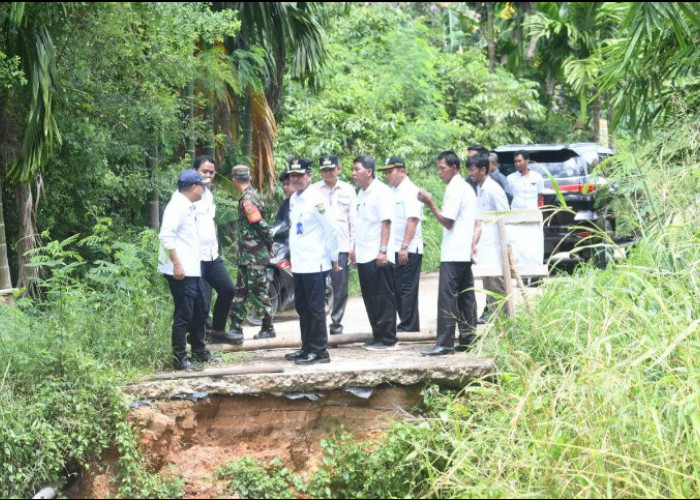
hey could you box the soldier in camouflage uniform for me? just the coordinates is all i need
[229,165,276,339]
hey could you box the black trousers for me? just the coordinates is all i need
[201,258,236,332]
[436,262,477,348]
[358,260,397,345]
[294,271,329,355]
[165,275,208,359]
[393,252,422,332]
[330,252,349,326]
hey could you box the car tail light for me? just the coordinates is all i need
[560,184,596,194]
[276,260,291,270]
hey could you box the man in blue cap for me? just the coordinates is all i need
[158,170,213,370]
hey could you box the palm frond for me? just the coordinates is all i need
[250,90,276,193]
[9,26,61,183]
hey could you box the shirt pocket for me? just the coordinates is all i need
[336,196,351,221]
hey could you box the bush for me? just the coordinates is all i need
[0,221,181,498]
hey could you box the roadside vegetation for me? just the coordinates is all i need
[2,1,700,498]
[195,116,700,499]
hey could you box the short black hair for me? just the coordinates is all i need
[514,150,530,161]
[438,150,460,170]
[467,144,488,153]
[353,155,376,178]
[279,172,290,182]
[194,155,215,170]
[467,152,489,171]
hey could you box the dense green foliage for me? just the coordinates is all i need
[2,2,700,498]
[277,3,545,170]
[0,224,178,497]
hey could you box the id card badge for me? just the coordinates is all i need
[296,222,303,235]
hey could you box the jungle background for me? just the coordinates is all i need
[1,2,700,498]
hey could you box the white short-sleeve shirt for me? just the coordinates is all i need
[508,169,544,210]
[477,176,510,250]
[356,179,395,264]
[440,175,477,263]
[392,176,424,253]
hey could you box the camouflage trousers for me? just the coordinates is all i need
[230,264,272,324]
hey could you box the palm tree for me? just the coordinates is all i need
[597,2,700,135]
[526,2,624,130]
[1,4,62,292]
[212,2,327,191]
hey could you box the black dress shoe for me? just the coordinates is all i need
[228,323,244,335]
[254,326,276,340]
[329,324,343,335]
[294,352,331,365]
[210,331,244,345]
[284,349,308,360]
[173,356,194,370]
[192,350,222,363]
[477,315,487,325]
[420,345,456,356]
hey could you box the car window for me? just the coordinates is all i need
[529,157,584,178]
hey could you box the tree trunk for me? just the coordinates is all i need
[15,182,40,294]
[185,82,195,159]
[0,179,12,289]
[579,89,588,125]
[606,91,615,150]
[147,147,160,231]
[204,95,216,158]
[243,85,254,158]
[593,90,601,142]
[486,3,496,73]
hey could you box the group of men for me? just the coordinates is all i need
[158,148,544,369]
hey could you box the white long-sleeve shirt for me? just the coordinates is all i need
[289,187,340,274]
[158,192,201,277]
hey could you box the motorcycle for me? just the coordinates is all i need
[246,220,334,325]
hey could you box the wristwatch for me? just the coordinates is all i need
[400,244,409,251]
[379,246,388,254]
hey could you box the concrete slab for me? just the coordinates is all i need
[124,343,494,399]
[124,272,515,400]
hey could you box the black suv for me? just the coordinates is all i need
[494,143,615,264]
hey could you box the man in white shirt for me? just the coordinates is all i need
[351,155,398,351]
[467,153,510,324]
[284,158,340,365]
[379,156,423,332]
[192,155,241,347]
[312,154,357,335]
[418,151,481,355]
[158,170,211,370]
[508,150,544,210]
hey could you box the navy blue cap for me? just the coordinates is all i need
[178,170,211,188]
